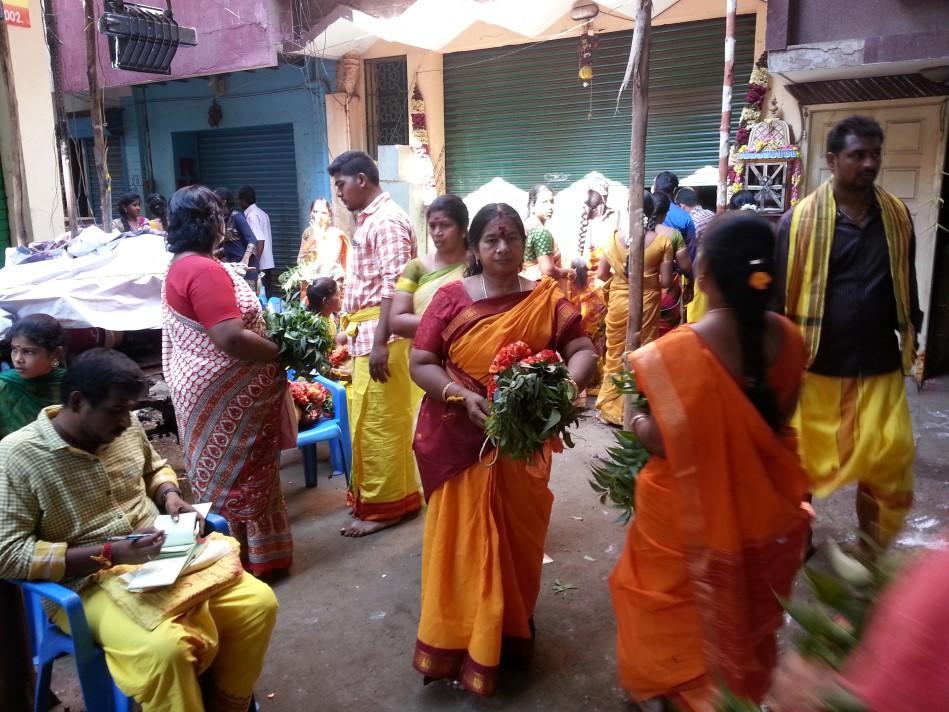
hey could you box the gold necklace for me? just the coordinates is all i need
[481,273,521,299]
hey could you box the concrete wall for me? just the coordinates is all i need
[51,0,283,92]
[127,62,335,231]
[0,0,65,243]
[785,0,948,47]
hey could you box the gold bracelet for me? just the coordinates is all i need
[441,381,456,402]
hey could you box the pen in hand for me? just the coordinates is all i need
[106,533,164,543]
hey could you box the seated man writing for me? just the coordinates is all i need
[0,348,277,712]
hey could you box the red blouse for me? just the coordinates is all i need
[164,255,242,330]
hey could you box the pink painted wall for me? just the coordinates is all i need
[53,0,283,92]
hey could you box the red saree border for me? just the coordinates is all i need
[347,489,422,522]
[413,640,500,697]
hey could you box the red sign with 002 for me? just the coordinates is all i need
[3,2,31,28]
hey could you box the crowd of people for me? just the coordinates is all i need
[0,113,931,711]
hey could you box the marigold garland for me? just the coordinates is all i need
[410,83,436,202]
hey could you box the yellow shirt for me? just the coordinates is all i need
[0,406,178,589]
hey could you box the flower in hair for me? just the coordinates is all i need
[748,271,772,290]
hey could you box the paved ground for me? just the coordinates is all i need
[49,378,949,711]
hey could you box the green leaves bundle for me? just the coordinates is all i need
[589,369,650,524]
[483,341,581,461]
[265,300,333,377]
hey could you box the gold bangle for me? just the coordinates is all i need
[630,413,649,432]
[441,381,456,402]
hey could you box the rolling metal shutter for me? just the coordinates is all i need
[195,124,299,270]
[83,138,129,221]
[444,15,757,194]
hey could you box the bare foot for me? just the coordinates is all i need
[340,517,401,537]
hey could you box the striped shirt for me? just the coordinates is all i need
[0,407,178,590]
[343,192,417,356]
[690,207,716,244]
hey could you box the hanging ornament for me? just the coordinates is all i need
[577,24,598,89]
[208,99,222,127]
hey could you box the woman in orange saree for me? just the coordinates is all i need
[410,203,596,697]
[609,213,810,710]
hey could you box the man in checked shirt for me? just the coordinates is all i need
[329,151,422,537]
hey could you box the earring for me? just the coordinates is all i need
[51,360,60,367]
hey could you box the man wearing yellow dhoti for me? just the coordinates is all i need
[775,115,923,548]
[329,151,421,537]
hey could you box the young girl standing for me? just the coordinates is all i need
[0,313,67,438]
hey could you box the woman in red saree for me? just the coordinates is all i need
[410,203,597,696]
[610,213,810,710]
[162,186,292,577]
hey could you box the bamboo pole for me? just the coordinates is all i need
[623,0,651,431]
[716,0,737,213]
[84,0,111,230]
[0,16,29,245]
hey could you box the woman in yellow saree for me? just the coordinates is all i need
[610,213,810,710]
[595,191,674,426]
[410,203,596,696]
[391,194,470,404]
[391,194,470,336]
[566,175,613,395]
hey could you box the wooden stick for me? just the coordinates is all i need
[45,2,79,236]
[0,16,29,245]
[716,0,737,213]
[623,0,651,431]
[84,0,111,230]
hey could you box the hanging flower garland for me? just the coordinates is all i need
[410,83,437,203]
[727,55,769,199]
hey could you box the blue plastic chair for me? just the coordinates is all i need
[11,512,230,712]
[266,297,283,314]
[295,374,352,488]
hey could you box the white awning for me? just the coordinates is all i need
[289,0,681,58]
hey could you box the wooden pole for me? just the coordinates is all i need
[716,0,737,213]
[84,0,111,230]
[45,2,80,236]
[0,15,30,245]
[623,0,651,431]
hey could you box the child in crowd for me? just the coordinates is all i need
[0,313,67,438]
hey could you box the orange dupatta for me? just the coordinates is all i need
[609,328,808,708]
[413,277,578,498]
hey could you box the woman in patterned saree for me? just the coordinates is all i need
[162,186,292,577]
[410,203,597,696]
[610,213,809,710]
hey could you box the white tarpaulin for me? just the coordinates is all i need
[0,233,171,336]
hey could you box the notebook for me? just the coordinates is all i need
[125,512,204,591]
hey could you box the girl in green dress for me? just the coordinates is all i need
[0,313,67,438]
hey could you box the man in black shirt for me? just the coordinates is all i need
[775,115,922,548]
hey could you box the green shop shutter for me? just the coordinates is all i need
[444,15,756,194]
[195,124,299,270]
